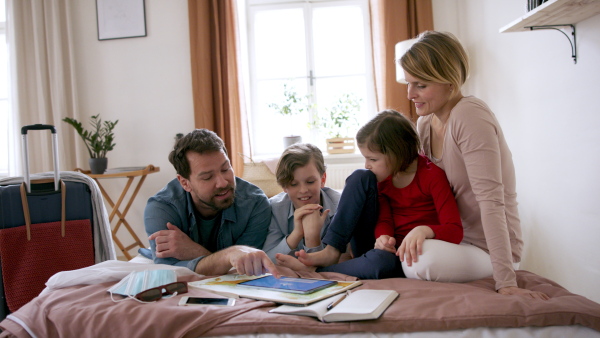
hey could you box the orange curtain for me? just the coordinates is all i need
[188,0,244,174]
[370,0,433,122]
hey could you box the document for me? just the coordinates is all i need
[269,289,399,322]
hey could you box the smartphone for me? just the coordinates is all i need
[178,297,236,306]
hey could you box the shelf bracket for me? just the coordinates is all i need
[525,24,577,64]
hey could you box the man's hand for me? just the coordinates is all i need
[228,246,281,278]
[148,222,210,260]
[397,226,434,266]
[374,235,396,254]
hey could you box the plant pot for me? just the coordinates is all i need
[283,135,302,149]
[89,158,108,174]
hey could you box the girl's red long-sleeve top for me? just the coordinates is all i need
[375,155,463,246]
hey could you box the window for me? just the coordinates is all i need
[0,0,10,177]
[240,0,375,158]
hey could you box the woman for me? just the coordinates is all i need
[398,31,548,300]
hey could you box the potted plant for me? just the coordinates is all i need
[269,82,312,149]
[63,114,119,174]
[311,93,362,154]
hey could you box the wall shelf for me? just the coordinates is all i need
[500,0,600,33]
[500,0,600,64]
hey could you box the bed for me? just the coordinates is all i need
[0,260,598,338]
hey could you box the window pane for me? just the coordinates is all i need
[312,5,366,77]
[252,8,306,80]
[244,1,374,158]
[251,78,311,155]
[314,76,369,139]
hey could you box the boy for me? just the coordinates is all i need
[263,143,340,263]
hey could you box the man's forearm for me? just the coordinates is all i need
[194,246,235,275]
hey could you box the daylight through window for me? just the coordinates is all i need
[241,0,375,158]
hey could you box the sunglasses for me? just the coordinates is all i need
[134,281,188,302]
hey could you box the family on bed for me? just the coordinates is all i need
[144,31,549,301]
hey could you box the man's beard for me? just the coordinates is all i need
[196,185,235,212]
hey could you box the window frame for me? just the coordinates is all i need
[242,0,376,159]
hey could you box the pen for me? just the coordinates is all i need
[326,293,347,311]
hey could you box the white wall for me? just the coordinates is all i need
[69,0,193,254]
[433,0,600,303]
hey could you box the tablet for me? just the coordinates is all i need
[237,275,337,294]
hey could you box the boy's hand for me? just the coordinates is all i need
[292,204,322,235]
[374,235,396,254]
[287,204,322,250]
[397,226,434,266]
[303,208,330,248]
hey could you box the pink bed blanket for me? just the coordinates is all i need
[0,270,599,337]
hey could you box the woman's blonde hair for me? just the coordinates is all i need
[399,31,469,97]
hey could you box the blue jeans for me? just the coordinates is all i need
[319,249,405,279]
[315,169,405,279]
[321,169,379,257]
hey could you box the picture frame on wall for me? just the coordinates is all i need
[96,0,146,40]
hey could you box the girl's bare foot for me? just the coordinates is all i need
[275,253,316,272]
[296,245,340,267]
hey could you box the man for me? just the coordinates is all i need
[144,129,279,277]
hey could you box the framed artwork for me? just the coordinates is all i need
[96,0,147,40]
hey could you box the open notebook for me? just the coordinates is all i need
[269,289,399,322]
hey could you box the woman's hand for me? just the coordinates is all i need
[497,286,550,300]
[398,226,434,266]
[374,235,396,254]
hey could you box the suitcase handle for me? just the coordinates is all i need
[21,124,57,135]
[21,124,60,192]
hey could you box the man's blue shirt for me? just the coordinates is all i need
[144,177,271,271]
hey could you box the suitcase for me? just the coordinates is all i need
[0,124,96,319]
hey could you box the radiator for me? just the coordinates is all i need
[326,163,364,190]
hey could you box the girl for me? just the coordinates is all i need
[277,110,463,279]
[399,31,549,299]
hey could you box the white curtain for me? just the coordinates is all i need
[7,0,80,175]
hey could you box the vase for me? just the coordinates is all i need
[283,135,302,149]
[89,158,108,174]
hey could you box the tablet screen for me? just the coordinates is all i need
[237,276,337,294]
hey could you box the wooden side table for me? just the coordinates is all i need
[75,165,160,260]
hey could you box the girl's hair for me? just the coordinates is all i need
[356,110,419,174]
[399,31,469,97]
[276,143,326,188]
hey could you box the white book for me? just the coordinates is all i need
[269,289,399,322]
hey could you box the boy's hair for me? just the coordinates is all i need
[168,129,228,179]
[276,143,326,188]
[399,30,469,98]
[356,110,419,174]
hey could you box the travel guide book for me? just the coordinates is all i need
[188,274,362,306]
